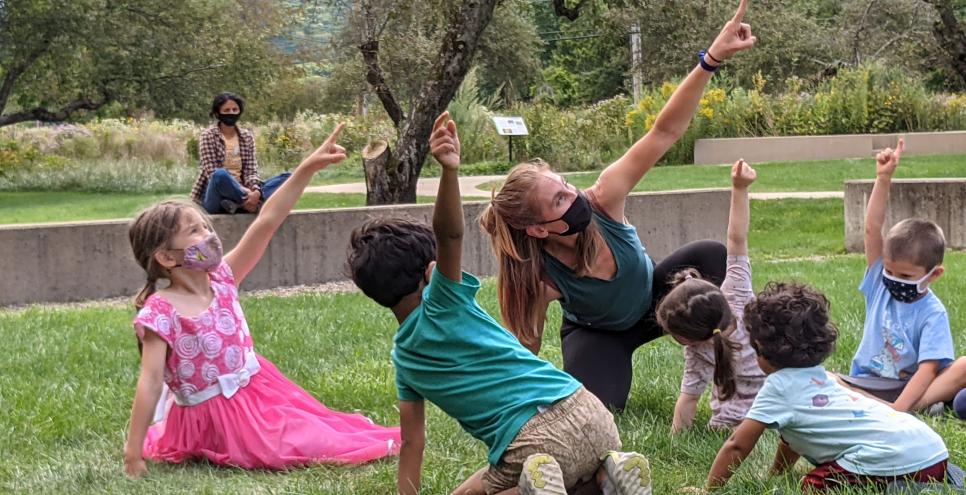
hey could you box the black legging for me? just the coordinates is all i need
[560,239,727,411]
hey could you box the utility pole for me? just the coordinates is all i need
[630,22,642,104]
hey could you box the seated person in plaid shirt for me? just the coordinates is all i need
[190,92,290,214]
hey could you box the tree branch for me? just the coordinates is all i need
[396,0,499,175]
[852,0,877,66]
[0,95,109,127]
[923,0,966,84]
[102,64,228,85]
[551,0,587,21]
[0,43,49,115]
[360,39,405,127]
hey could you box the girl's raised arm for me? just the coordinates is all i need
[225,124,346,284]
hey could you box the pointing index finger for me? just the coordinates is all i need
[324,122,346,147]
[732,0,748,24]
[433,112,450,133]
[895,137,905,158]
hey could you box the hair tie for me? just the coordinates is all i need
[712,328,722,335]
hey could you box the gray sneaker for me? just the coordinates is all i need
[518,453,567,495]
[601,451,652,495]
[924,402,946,417]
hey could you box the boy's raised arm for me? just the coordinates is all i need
[430,112,464,282]
[864,138,903,266]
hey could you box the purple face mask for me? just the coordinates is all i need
[174,233,223,272]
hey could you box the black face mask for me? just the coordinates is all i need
[543,191,592,236]
[217,112,241,126]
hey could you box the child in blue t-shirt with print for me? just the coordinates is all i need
[838,139,966,413]
[347,113,651,495]
[699,282,957,493]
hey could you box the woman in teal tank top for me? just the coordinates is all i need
[480,16,757,409]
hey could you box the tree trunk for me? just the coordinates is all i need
[925,0,966,86]
[362,139,416,204]
[360,0,499,205]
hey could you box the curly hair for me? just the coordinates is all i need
[743,282,838,369]
[346,218,436,308]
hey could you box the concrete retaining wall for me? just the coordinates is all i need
[694,131,966,165]
[0,189,730,306]
[844,179,966,253]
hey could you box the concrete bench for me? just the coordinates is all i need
[844,179,966,253]
[0,189,730,306]
[695,131,966,165]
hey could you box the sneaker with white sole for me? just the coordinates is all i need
[924,402,946,417]
[518,453,567,495]
[601,451,652,495]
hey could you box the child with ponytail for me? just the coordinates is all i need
[656,159,765,432]
[123,124,399,477]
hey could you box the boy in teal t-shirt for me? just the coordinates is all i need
[348,113,651,495]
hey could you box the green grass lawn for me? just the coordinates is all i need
[2,154,963,225]
[0,192,435,225]
[2,253,965,494]
[2,200,965,493]
[479,154,966,193]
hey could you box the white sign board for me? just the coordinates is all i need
[492,116,529,136]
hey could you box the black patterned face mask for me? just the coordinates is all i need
[882,269,934,303]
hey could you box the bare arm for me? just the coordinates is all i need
[705,418,768,490]
[727,160,756,257]
[672,393,701,434]
[123,332,167,478]
[591,0,756,219]
[769,439,800,475]
[398,400,426,495]
[429,112,463,282]
[224,123,346,284]
[892,360,939,412]
[517,283,559,355]
[865,139,903,266]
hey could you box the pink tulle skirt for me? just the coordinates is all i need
[144,354,400,469]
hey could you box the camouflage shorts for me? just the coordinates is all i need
[481,387,622,494]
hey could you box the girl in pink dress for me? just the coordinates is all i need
[123,124,400,477]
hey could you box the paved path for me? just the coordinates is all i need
[306,175,844,200]
[306,175,502,198]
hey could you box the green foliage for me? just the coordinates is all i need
[0,0,291,125]
[515,95,632,170]
[445,69,505,164]
[0,138,65,175]
[625,65,966,165]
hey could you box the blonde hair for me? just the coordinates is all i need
[128,200,213,311]
[479,159,603,340]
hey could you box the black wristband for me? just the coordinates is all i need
[698,51,719,73]
[705,50,723,64]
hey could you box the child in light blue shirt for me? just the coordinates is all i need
[699,282,955,493]
[838,139,966,412]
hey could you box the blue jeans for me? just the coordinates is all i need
[202,169,291,214]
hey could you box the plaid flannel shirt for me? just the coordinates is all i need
[190,125,260,204]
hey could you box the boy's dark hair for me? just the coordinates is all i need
[884,218,945,270]
[744,282,838,369]
[347,218,436,308]
[210,92,245,117]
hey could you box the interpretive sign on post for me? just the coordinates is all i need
[491,116,528,162]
